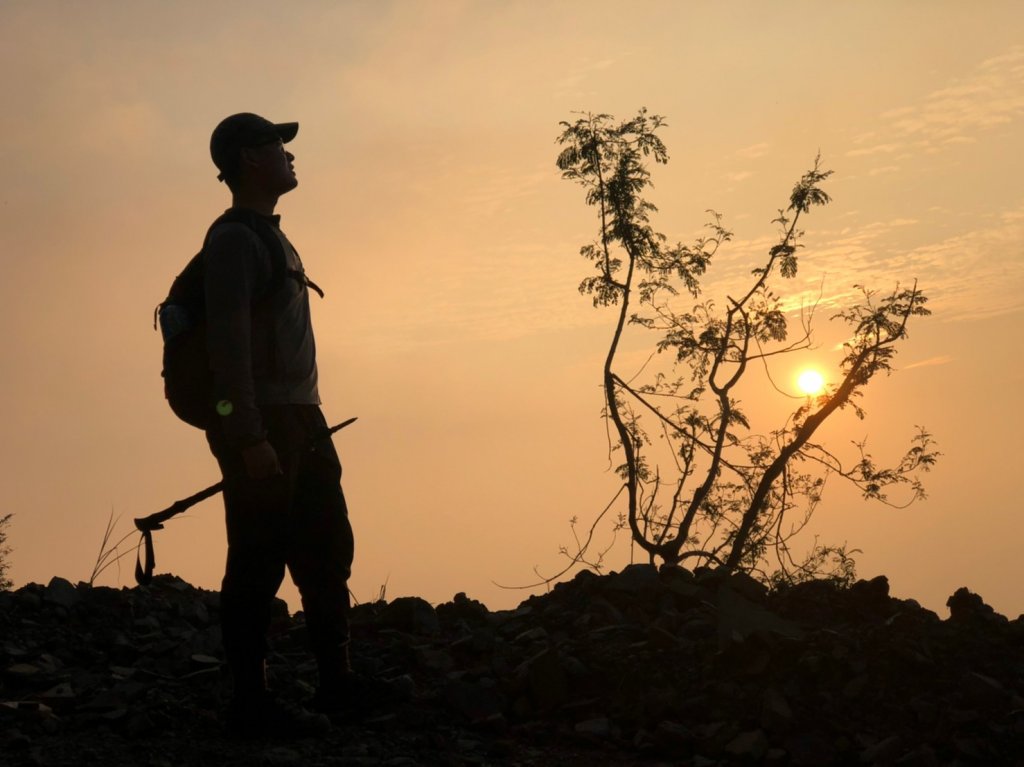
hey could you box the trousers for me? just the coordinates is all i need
[206,404,354,692]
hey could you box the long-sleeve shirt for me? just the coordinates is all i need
[203,210,320,446]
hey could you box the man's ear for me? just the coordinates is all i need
[239,146,261,171]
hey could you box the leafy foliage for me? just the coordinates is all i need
[555,110,938,584]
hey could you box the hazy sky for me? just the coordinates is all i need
[2,1,1022,617]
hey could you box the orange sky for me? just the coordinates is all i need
[2,1,1022,617]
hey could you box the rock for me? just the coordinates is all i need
[379,596,441,635]
[946,587,1006,624]
[2,569,1024,765]
[727,571,769,602]
[444,678,503,723]
[860,734,903,763]
[661,566,704,606]
[44,577,80,609]
[850,574,890,604]
[716,583,804,644]
[786,731,839,767]
[436,592,490,627]
[516,647,569,712]
[123,712,157,738]
[574,717,612,738]
[725,728,769,759]
[263,746,303,766]
[654,720,693,748]
[134,614,162,631]
[186,599,210,626]
[605,564,659,594]
[35,654,61,674]
[3,727,32,749]
[14,589,42,609]
[4,663,41,679]
[960,671,1009,707]
[39,682,76,705]
[893,744,940,766]
[0,701,55,720]
[760,687,793,731]
[513,627,548,644]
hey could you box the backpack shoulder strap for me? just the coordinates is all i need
[208,209,324,299]
[154,211,280,327]
[209,209,289,296]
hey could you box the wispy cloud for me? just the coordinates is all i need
[781,203,1024,323]
[706,204,1024,326]
[891,210,1024,322]
[851,45,1024,157]
[737,142,770,159]
[354,236,603,353]
[726,170,754,183]
[457,163,551,219]
[554,57,619,93]
[846,143,901,158]
[902,355,954,371]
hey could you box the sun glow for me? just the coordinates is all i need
[797,369,826,396]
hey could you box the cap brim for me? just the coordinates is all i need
[275,122,299,143]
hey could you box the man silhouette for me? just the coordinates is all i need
[205,112,356,735]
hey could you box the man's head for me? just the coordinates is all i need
[210,113,299,194]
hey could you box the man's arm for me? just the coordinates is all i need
[203,224,281,477]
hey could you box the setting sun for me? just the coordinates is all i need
[797,369,826,396]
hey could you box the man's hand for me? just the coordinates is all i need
[241,440,283,480]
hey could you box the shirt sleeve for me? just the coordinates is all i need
[203,223,272,447]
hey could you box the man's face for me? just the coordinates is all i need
[242,138,298,195]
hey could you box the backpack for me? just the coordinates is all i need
[155,210,299,430]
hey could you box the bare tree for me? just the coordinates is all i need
[554,110,938,584]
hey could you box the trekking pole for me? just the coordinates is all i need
[133,416,358,585]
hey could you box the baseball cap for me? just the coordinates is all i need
[210,113,299,182]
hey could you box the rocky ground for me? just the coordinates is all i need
[2,566,1023,766]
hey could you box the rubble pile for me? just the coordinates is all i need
[2,566,1023,766]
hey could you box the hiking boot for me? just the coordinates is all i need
[311,671,404,722]
[224,690,330,739]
